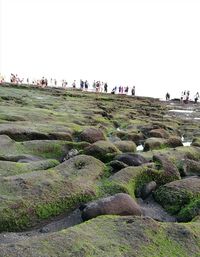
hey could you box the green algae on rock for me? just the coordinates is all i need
[154,177,200,221]
[0,155,105,231]
[0,216,199,257]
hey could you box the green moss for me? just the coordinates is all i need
[0,215,199,256]
[178,198,200,221]
[140,225,193,257]
[35,193,95,220]
[99,165,161,199]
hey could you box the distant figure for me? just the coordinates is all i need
[72,80,76,88]
[104,83,108,93]
[96,81,100,92]
[80,80,84,90]
[185,90,190,104]
[92,80,96,91]
[180,91,184,103]
[45,78,48,87]
[111,86,117,94]
[131,86,135,96]
[85,80,89,91]
[165,92,170,101]
[194,92,199,104]
[125,86,129,94]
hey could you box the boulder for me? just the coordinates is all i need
[154,177,200,221]
[114,140,136,153]
[79,127,106,143]
[113,130,144,145]
[109,160,128,172]
[183,159,200,176]
[80,193,142,221]
[0,159,59,177]
[0,135,14,146]
[0,216,199,257]
[48,132,73,141]
[140,181,157,199]
[115,153,148,166]
[144,137,167,151]
[0,155,105,231]
[149,128,170,139]
[0,126,49,141]
[192,137,200,147]
[84,140,120,162]
[152,154,181,185]
[167,136,183,148]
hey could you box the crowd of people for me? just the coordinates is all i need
[0,73,136,96]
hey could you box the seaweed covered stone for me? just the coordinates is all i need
[154,177,200,221]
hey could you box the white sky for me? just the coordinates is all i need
[1,0,200,98]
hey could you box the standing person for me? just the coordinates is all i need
[194,92,199,104]
[186,90,190,104]
[85,80,89,91]
[92,80,96,92]
[125,86,129,94]
[45,78,48,87]
[165,92,170,101]
[104,82,108,93]
[72,80,76,88]
[119,86,121,94]
[80,79,84,90]
[96,81,100,92]
[180,91,184,103]
[131,86,135,96]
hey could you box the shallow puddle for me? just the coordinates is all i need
[169,109,194,113]
[137,144,144,151]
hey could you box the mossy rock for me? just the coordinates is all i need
[0,159,59,177]
[112,130,144,145]
[0,216,199,257]
[154,177,200,221]
[144,137,167,151]
[79,127,106,143]
[101,164,162,198]
[84,140,121,162]
[0,125,50,141]
[183,159,200,176]
[114,153,148,166]
[0,136,88,161]
[192,137,200,147]
[166,136,183,148]
[0,155,105,231]
[152,154,181,185]
[144,137,182,151]
[149,128,170,139]
[113,140,136,153]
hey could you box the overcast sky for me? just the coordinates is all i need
[1,0,200,98]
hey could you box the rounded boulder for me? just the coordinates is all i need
[79,127,106,143]
[80,193,142,221]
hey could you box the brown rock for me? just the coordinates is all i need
[79,127,106,143]
[80,193,142,221]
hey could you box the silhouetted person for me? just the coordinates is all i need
[104,83,108,93]
[165,92,170,101]
[131,86,135,96]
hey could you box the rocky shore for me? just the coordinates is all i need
[0,83,199,256]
